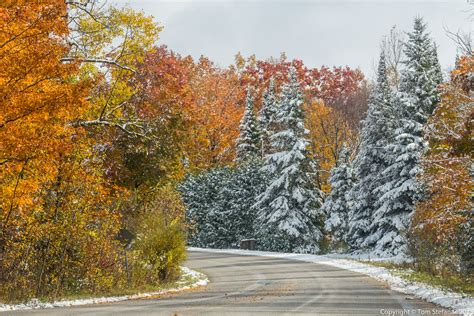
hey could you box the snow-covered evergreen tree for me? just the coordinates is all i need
[180,161,269,249]
[253,67,324,254]
[399,18,443,124]
[236,87,260,162]
[323,145,356,249]
[258,77,278,156]
[347,51,394,249]
[370,18,443,256]
[180,167,232,248]
[221,159,270,246]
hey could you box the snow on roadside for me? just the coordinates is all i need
[189,247,473,316]
[0,266,208,312]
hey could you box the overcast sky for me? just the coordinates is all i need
[113,0,472,77]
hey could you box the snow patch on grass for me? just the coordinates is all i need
[188,247,473,316]
[0,266,208,312]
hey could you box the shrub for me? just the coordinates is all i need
[130,186,187,287]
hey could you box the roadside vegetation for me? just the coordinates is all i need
[361,260,473,296]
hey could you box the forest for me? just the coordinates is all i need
[0,0,472,303]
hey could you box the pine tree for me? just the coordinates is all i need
[347,51,394,249]
[323,145,356,249]
[258,77,278,156]
[236,87,261,162]
[371,18,443,256]
[253,67,324,254]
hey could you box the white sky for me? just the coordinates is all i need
[112,0,472,77]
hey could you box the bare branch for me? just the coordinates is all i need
[445,28,473,56]
[60,57,137,72]
[71,119,149,138]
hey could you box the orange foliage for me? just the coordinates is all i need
[186,57,244,170]
[0,0,91,227]
[0,1,122,299]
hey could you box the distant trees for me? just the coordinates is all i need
[235,52,368,129]
[182,68,327,253]
[180,56,365,254]
[179,18,471,284]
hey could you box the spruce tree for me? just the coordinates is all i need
[236,87,260,162]
[347,51,394,249]
[258,77,278,156]
[253,67,324,254]
[323,145,356,249]
[371,18,443,256]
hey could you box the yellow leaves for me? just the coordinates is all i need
[452,54,474,78]
[73,4,161,67]
[305,100,355,192]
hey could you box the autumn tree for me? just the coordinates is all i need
[410,54,473,277]
[103,46,195,189]
[65,0,161,137]
[305,100,355,193]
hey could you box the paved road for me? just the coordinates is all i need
[8,250,456,315]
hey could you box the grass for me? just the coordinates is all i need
[360,260,473,297]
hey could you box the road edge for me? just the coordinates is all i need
[0,266,209,312]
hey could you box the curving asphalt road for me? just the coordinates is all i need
[7,250,456,316]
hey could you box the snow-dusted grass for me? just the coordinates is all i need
[0,266,208,312]
[189,247,473,316]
